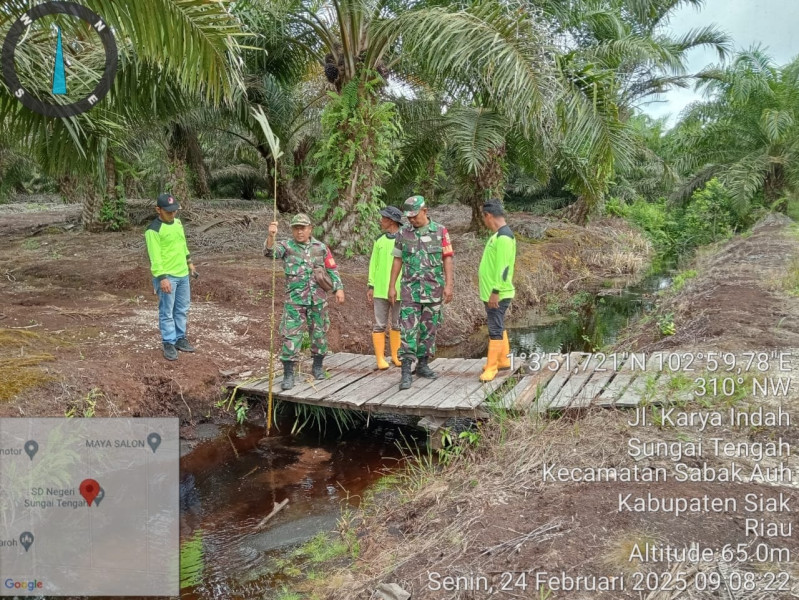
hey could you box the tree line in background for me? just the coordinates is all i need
[1,0,797,257]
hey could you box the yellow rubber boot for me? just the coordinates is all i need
[498,331,511,370]
[480,339,503,382]
[389,330,402,367]
[372,332,389,370]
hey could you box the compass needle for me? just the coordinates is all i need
[52,25,67,95]
[2,2,117,117]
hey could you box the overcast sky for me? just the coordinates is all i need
[641,0,799,125]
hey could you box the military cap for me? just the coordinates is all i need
[403,195,426,217]
[290,213,312,227]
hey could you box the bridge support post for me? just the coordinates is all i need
[418,416,447,450]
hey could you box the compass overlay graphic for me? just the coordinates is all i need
[1,1,118,118]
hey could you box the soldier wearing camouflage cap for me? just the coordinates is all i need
[265,213,345,390]
[388,195,454,390]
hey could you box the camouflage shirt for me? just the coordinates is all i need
[392,220,454,304]
[264,238,343,305]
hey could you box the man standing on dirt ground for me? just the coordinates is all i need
[367,206,404,370]
[388,195,454,390]
[145,193,197,361]
[478,199,516,382]
[264,213,345,390]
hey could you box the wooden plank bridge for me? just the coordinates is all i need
[228,352,522,420]
[227,351,689,424]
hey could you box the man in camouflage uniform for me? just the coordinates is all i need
[388,196,454,390]
[264,213,345,390]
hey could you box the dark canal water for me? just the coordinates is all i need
[178,418,422,599]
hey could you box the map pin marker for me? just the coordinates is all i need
[147,433,161,453]
[19,531,34,552]
[79,479,100,507]
[24,440,38,461]
[94,486,105,507]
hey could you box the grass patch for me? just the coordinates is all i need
[0,329,58,401]
[274,589,303,600]
[603,531,661,574]
[782,257,799,295]
[294,532,348,564]
[278,402,367,435]
[694,370,754,409]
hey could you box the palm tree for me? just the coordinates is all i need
[1,0,244,228]
[534,0,731,222]
[388,99,531,231]
[671,49,799,212]
[275,0,563,247]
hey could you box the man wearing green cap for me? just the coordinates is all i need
[265,213,345,390]
[388,195,454,390]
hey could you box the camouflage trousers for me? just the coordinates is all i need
[279,301,329,361]
[399,301,443,360]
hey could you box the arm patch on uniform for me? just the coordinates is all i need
[324,248,337,269]
[441,227,454,257]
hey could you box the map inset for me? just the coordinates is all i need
[0,418,179,596]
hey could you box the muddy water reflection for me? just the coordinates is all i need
[179,417,421,599]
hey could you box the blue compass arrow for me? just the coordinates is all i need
[52,26,66,95]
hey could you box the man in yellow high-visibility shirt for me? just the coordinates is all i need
[145,193,197,361]
[478,200,516,381]
[367,206,404,369]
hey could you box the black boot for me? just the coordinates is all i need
[312,354,325,380]
[399,359,413,390]
[415,356,437,379]
[281,361,295,390]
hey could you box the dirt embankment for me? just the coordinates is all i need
[0,200,649,421]
[304,215,799,600]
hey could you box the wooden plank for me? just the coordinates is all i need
[615,352,663,408]
[279,354,366,399]
[595,353,643,407]
[361,358,449,410]
[379,359,474,410]
[491,376,535,410]
[388,359,472,409]
[569,354,627,409]
[420,365,483,410]
[249,362,290,391]
[537,352,581,411]
[475,354,565,413]
[461,367,522,410]
[330,369,399,407]
[424,361,487,410]
[420,360,484,411]
[547,353,597,409]
[304,355,377,400]
[233,354,350,395]
[507,356,564,411]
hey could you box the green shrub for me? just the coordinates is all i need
[672,269,697,292]
[677,179,738,252]
[610,180,755,267]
